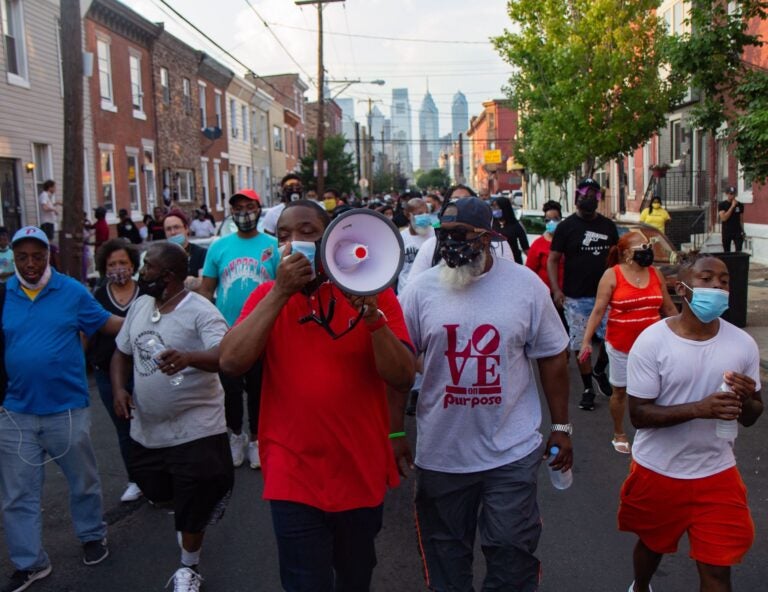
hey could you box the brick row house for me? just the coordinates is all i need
[466,100,521,196]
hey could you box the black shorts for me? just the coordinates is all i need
[129,433,234,533]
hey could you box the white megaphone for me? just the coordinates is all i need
[320,209,405,296]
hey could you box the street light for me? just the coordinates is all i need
[327,79,385,100]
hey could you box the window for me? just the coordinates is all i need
[251,109,258,145]
[213,161,222,209]
[33,143,53,197]
[160,67,170,105]
[182,78,191,114]
[488,113,495,130]
[100,150,115,212]
[273,125,283,151]
[198,82,207,129]
[129,53,144,116]
[230,98,238,138]
[260,113,267,149]
[627,152,636,196]
[126,151,141,212]
[200,159,210,207]
[177,169,194,202]
[241,105,248,143]
[673,1,684,35]
[214,91,222,129]
[737,160,754,203]
[2,0,28,84]
[237,165,243,190]
[143,148,156,207]
[671,119,683,162]
[396,104,405,115]
[96,38,114,108]
[247,167,253,189]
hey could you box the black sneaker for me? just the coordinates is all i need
[579,389,596,411]
[593,371,612,397]
[82,538,109,566]
[1,565,52,592]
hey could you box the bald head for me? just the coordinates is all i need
[147,241,188,281]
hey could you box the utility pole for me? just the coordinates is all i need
[295,0,344,196]
[355,122,361,183]
[60,0,84,279]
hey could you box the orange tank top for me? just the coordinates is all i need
[605,265,663,353]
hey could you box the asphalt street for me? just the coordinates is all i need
[1,363,766,592]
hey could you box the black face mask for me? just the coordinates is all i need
[632,249,655,267]
[283,187,303,202]
[439,238,484,268]
[577,196,598,214]
[138,275,167,299]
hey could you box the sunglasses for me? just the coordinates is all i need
[435,227,485,242]
[629,243,652,251]
[576,187,603,201]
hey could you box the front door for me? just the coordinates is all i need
[0,159,22,234]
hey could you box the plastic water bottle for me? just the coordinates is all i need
[715,381,738,440]
[548,446,573,490]
[146,338,184,386]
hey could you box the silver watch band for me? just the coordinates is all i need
[551,423,573,435]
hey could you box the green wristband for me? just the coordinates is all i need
[388,431,406,439]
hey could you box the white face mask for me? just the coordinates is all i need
[15,263,52,291]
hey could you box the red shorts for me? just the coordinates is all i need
[617,462,754,566]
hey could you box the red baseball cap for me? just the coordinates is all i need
[229,189,262,205]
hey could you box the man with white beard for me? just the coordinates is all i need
[398,197,572,592]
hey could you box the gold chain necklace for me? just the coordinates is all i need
[151,288,188,323]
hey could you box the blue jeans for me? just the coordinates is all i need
[270,500,383,592]
[0,407,106,571]
[94,367,134,479]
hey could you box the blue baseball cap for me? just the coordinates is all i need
[12,226,50,248]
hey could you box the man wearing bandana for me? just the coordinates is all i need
[219,200,415,591]
[399,197,571,592]
[199,189,279,470]
[0,227,124,592]
[548,177,619,411]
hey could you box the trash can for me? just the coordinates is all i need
[713,252,750,328]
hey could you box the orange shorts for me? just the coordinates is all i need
[617,462,754,566]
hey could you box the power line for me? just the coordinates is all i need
[241,0,317,88]
[153,0,301,104]
[266,21,493,45]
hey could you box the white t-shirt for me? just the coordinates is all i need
[38,191,58,226]
[400,257,569,473]
[262,203,286,235]
[627,319,761,479]
[398,228,431,293]
[115,292,228,448]
[190,218,216,238]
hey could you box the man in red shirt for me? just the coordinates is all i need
[220,200,415,591]
[92,207,110,252]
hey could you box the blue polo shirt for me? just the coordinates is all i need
[3,271,110,415]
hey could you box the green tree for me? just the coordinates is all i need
[299,134,357,195]
[667,0,768,183]
[416,168,451,191]
[493,0,683,182]
[372,169,408,193]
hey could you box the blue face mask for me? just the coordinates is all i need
[167,233,186,246]
[413,213,432,228]
[491,210,503,219]
[681,282,729,323]
[545,220,559,234]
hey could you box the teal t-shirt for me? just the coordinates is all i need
[202,232,280,326]
[0,248,13,282]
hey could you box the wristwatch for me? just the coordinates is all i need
[551,423,573,436]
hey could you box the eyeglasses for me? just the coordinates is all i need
[436,227,485,242]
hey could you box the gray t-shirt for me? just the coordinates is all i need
[399,257,569,473]
[115,292,228,448]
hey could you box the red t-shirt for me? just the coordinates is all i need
[236,282,413,512]
[525,235,563,290]
[94,219,109,249]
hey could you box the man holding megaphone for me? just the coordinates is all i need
[220,200,415,592]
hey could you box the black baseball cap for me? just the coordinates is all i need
[726,186,737,195]
[439,197,493,232]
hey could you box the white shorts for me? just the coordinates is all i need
[606,342,628,387]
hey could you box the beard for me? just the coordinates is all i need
[439,251,488,289]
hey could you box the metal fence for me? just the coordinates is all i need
[642,169,709,209]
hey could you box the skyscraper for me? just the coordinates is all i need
[390,88,413,178]
[336,98,357,173]
[452,91,470,183]
[419,91,439,171]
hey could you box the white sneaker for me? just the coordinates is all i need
[165,567,202,592]
[229,432,247,467]
[120,482,142,503]
[247,441,261,469]
[628,582,653,592]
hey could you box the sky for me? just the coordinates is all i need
[122,0,514,137]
